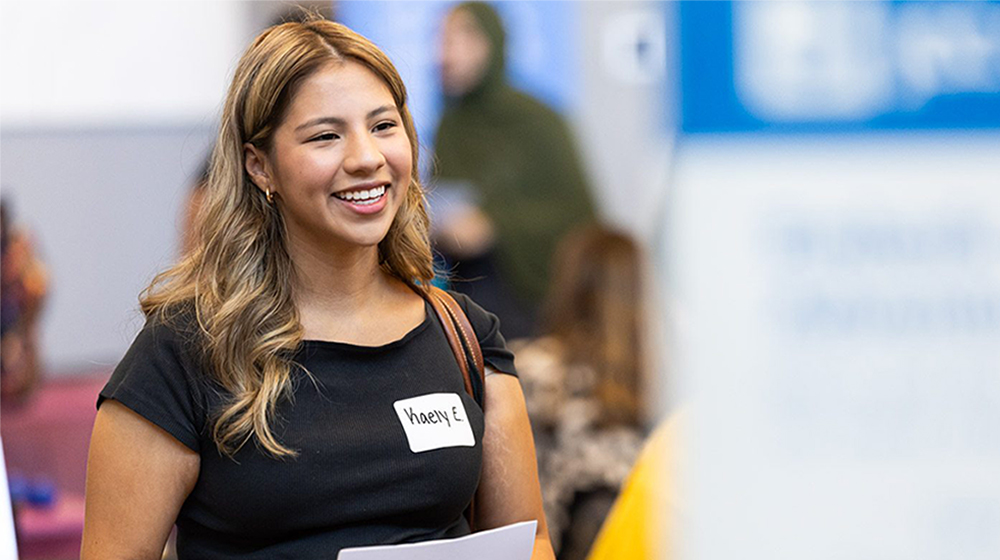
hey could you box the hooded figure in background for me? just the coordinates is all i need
[433,1,597,339]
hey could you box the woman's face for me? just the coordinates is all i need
[247,60,412,255]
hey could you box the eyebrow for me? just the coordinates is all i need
[295,105,396,131]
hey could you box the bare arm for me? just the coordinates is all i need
[82,400,200,560]
[476,371,556,560]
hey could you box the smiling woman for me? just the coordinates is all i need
[81,17,553,560]
[244,60,412,258]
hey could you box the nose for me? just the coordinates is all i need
[343,131,386,176]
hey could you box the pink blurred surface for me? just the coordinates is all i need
[2,371,110,559]
[14,493,86,559]
[2,372,108,494]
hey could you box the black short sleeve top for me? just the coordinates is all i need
[97,292,517,559]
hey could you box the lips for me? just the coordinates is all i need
[331,182,390,215]
[332,184,387,205]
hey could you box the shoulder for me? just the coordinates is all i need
[133,305,202,356]
[112,303,207,392]
[100,304,210,452]
[443,290,519,377]
[445,290,498,339]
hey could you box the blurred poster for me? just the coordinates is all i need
[679,1,1000,132]
[668,2,1000,559]
[668,135,1000,560]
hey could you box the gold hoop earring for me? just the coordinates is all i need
[265,187,274,204]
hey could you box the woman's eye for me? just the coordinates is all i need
[311,132,339,142]
[373,121,397,133]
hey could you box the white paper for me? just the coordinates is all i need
[337,520,537,560]
[0,442,18,560]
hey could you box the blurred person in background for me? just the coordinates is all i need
[83,18,553,560]
[433,1,596,339]
[0,198,49,406]
[513,224,648,560]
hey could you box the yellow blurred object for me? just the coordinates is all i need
[586,414,678,560]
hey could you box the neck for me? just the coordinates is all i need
[286,230,389,316]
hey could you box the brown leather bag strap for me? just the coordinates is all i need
[422,286,486,532]
[424,286,486,407]
[434,288,485,380]
[425,288,474,398]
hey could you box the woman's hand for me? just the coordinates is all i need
[476,371,556,560]
[82,400,200,560]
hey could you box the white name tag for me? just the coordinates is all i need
[393,393,475,453]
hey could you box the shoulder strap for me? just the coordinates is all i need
[423,286,486,532]
[424,286,486,408]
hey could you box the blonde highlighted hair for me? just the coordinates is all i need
[142,19,434,458]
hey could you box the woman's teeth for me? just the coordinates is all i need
[333,185,387,204]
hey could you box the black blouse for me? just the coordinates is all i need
[98,292,518,559]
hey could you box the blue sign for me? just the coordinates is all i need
[680,1,1000,132]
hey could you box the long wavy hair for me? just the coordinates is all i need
[141,19,434,458]
[541,225,645,427]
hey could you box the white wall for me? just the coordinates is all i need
[1,2,253,374]
[1,1,246,128]
[1,128,214,374]
[577,1,675,244]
